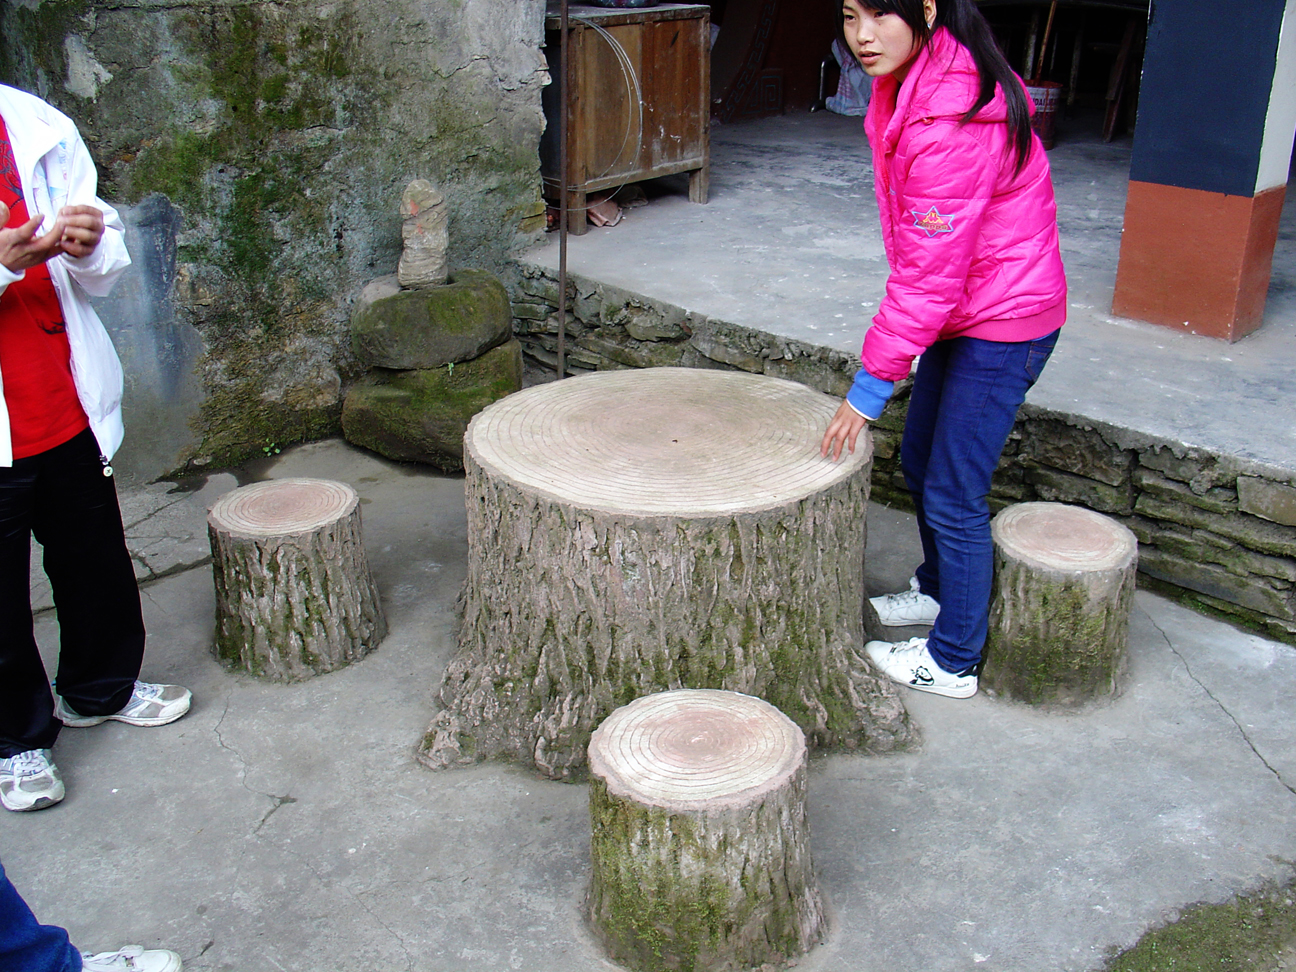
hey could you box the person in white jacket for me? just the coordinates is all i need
[0,84,192,813]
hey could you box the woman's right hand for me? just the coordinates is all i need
[821,399,869,462]
[0,200,66,273]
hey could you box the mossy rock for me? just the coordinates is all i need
[341,339,523,471]
[351,270,512,370]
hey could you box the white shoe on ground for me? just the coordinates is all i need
[0,749,65,812]
[80,945,183,972]
[869,576,941,626]
[54,681,192,728]
[865,637,977,699]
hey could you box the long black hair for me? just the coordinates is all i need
[854,0,1034,174]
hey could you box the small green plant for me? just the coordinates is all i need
[262,440,281,456]
[447,361,455,377]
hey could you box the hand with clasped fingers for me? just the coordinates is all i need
[0,199,104,273]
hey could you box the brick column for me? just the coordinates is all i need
[1112,0,1296,342]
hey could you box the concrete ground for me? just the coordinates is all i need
[4,437,1294,972]
[4,111,1296,971]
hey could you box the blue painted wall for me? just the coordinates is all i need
[1130,0,1287,196]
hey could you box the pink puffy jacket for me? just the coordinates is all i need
[860,28,1067,387]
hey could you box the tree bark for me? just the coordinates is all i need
[585,689,824,972]
[208,478,387,681]
[419,368,913,779]
[984,501,1138,705]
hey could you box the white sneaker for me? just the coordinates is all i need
[55,681,192,728]
[865,637,977,699]
[870,576,941,626]
[0,749,66,812]
[80,945,182,972]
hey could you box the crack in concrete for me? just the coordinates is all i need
[254,794,299,834]
[209,695,410,970]
[122,491,191,532]
[1145,607,1296,799]
[351,885,419,972]
[269,837,420,972]
[212,695,301,829]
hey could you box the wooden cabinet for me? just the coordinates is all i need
[542,3,710,234]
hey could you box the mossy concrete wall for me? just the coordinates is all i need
[0,0,548,482]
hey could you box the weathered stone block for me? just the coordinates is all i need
[1138,447,1229,493]
[511,301,551,321]
[1137,548,1295,621]
[1238,476,1296,527]
[520,338,603,373]
[341,339,523,471]
[1020,419,1133,487]
[1024,464,1133,513]
[516,274,561,306]
[872,430,899,461]
[397,180,449,289]
[577,331,686,369]
[351,270,511,370]
[762,355,852,398]
[1133,494,1296,558]
[689,332,765,373]
[621,305,691,341]
[1132,467,1238,515]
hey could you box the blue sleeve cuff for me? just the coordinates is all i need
[846,369,894,421]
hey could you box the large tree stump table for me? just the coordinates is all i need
[419,367,912,779]
[984,501,1138,705]
[208,478,387,681]
[586,689,824,972]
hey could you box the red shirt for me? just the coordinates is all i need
[0,114,88,459]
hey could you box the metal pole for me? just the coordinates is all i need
[557,0,569,380]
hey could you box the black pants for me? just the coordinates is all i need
[0,428,145,758]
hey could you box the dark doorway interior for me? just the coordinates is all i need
[707,0,1149,140]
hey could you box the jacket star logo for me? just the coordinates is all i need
[911,206,955,237]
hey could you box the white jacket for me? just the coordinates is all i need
[0,84,131,467]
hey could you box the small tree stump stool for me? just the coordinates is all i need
[420,367,913,779]
[586,689,824,972]
[208,478,387,681]
[984,501,1138,705]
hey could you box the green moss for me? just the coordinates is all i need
[588,782,736,972]
[985,578,1126,703]
[0,0,90,90]
[1104,876,1296,972]
[3,0,544,472]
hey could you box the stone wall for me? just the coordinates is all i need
[514,262,1296,645]
[0,0,548,481]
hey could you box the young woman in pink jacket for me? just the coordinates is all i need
[821,0,1068,698]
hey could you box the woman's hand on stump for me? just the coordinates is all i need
[821,400,868,462]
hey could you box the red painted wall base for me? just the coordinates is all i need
[1112,181,1285,342]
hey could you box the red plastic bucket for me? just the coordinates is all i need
[1025,81,1062,149]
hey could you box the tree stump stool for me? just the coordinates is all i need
[420,367,913,779]
[984,501,1138,705]
[208,478,387,681]
[586,689,824,972]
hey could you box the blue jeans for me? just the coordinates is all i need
[900,330,1060,675]
[0,858,80,972]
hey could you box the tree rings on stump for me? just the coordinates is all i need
[208,478,387,681]
[420,367,912,779]
[586,689,824,972]
[984,501,1138,705]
